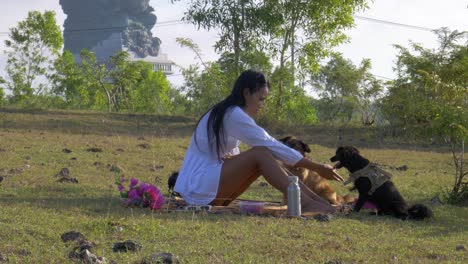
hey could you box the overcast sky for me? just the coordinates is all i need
[0,0,466,90]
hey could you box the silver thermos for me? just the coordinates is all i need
[287,175,301,216]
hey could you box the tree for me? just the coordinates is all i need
[180,0,268,76]
[311,53,383,124]
[4,11,63,104]
[128,61,172,113]
[262,0,368,118]
[354,59,384,126]
[382,28,467,202]
[52,49,173,113]
[177,37,275,117]
[175,1,369,123]
[51,50,91,108]
[0,76,5,106]
[181,63,230,115]
[78,49,111,111]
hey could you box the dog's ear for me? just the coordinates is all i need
[350,146,360,154]
[300,141,311,153]
[342,146,359,160]
[278,136,292,144]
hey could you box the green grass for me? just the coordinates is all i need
[0,108,466,263]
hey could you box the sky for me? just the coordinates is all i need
[0,0,466,91]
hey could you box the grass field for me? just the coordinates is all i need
[0,108,466,263]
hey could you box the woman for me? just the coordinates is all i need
[174,70,343,214]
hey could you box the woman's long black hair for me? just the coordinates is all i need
[194,69,269,160]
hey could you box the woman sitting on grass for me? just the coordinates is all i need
[174,69,343,214]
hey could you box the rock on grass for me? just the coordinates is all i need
[112,240,142,252]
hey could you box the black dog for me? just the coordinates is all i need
[167,172,181,197]
[330,146,433,220]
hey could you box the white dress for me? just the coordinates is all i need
[174,106,303,205]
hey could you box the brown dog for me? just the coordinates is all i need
[279,136,354,205]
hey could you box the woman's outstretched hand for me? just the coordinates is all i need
[317,164,344,182]
[295,158,344,182]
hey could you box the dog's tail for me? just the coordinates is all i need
[408,204,433,220]
[168,171,180,197]
[341,194,356,204]
[336,194,356,204]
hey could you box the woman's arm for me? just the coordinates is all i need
[295,158,344,182]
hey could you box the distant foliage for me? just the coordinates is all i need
[311,53,384,125]
[3,10,63,105]
[51,50,173,113]
[382,28,467,139]
[0,77,5,106]
[382,28,467,201]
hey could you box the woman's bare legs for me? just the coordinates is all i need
[211,146,335,214]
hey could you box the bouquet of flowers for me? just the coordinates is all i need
[116,177,165,210]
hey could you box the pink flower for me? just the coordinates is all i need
[128,189,141,201]
[137,182,148,197]
[149,194,165,209]
[145,186,165,209]
[130,178,139,188]
[118,177,165,210]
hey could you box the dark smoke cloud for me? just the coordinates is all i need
[60,0,161,59]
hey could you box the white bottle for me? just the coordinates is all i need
[287,176,301,217]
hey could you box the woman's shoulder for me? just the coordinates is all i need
[226,106,250,121]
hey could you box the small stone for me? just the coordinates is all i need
[57,177,79,184]
[324,261,342,264]
[150,165,164,171]
[0,252,8,262]
[74,240,97,252]
[16,249,31,256]
[396,165,408,171]
[113,240,142,252]
[24,164,31,169]
[63,148,72,153]
[55,168,70,178]
[9,167,24,174]
[69,249,107,264]
[456,245,466,251]
[141,252,179,264]
[61,231,86,242]
[87,147,103,153]
[154,176,162,184]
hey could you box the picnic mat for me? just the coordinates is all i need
[162,197,324,218]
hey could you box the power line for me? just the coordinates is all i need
[354,15,435,32]
[372,74,394,81]
[0,19,187,35]
[0,15,448,36]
